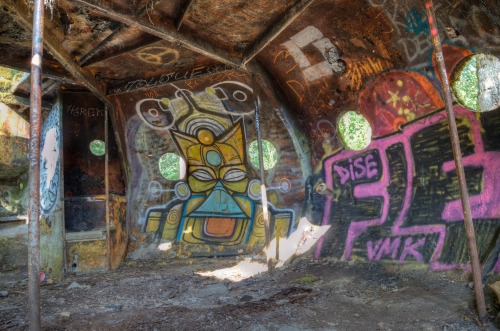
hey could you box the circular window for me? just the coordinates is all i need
[248,139,277,170]
[451,53,500,112]
[338,111,372,151]
[89,140,105,156]
[158,153,186,180]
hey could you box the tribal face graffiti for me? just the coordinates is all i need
[171,121,255,245]
[134,80,295,255]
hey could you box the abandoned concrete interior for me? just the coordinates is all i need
[1,0,500,329]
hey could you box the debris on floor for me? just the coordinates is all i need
[1,255,499,330]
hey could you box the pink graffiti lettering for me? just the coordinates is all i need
[333,155,379,185]
[399,237,425,263]
[442,151,500,221]
[367,237,401,260]
[316,106,496,271]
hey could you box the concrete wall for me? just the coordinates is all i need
[255,0,500,270]
[0,102,29,273]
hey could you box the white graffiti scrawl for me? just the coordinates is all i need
[283,26,344,82]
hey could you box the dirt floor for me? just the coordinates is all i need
[2,254,500,330]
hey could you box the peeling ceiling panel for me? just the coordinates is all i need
[78,28,160,66]
[142,0,183,21]
[0,9,31,44]
[181,0,297,54]
[50,3,120,58]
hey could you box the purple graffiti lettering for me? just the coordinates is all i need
[333,154,379,185]
[367,237,401,260]
[333,165,350,184]
[367,239,383,260]
[317,106,491,271]
[376,237,401,260]
[353,157,366,179]
[442,151,500,221]
[365,154,378,179]
[399,237,425,263]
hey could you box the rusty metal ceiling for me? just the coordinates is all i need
[0,0,499,122]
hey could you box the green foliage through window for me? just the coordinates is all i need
[452,56,479,111]
[452,53,500,112]
[338,111,372,151]
[249,140,277,170]
[89,140,105,156]
[0,66,24,93]
[159,153,184,180]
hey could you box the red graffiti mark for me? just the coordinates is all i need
[144,89,159,98]
[393,117,407,131]
[357,69,444,137]
[274,49,291,64]
[184,80,200,90]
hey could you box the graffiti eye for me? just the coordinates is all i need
[223,169,246,182]
[191,169,214,182]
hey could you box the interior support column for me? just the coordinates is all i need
[425,0,487,325]
[28,0,45,329]
[252,75,273,274]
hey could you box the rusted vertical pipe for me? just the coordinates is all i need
[105,105,111,270]
[425,1,487,324]
[252,74,273,274]
[28,0,44,329]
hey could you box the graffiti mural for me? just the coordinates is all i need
[124,78,299,255]
[316,106,500,270]
[40,105,61,215]
[281,25,345,83]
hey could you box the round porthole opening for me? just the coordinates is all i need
[248,139,277,170]
[158,153,186,180]
[338,111,372,151]
[89,140,105,156]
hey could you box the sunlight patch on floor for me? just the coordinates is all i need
[196,258,268,282]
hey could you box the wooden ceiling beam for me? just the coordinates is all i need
[78,0,160,66]
[78,24,127,66]
[242,0,315,65]
[82,37,160,67]
[175,0,195,31]
[72,0,243,69]
[0,0,109,104]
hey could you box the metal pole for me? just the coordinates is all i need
[425,1,487,324]
[252,74,273,274]
[29,0,45,329]
[105,105,111,270]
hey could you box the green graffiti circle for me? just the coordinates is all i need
[206,150,222,166]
